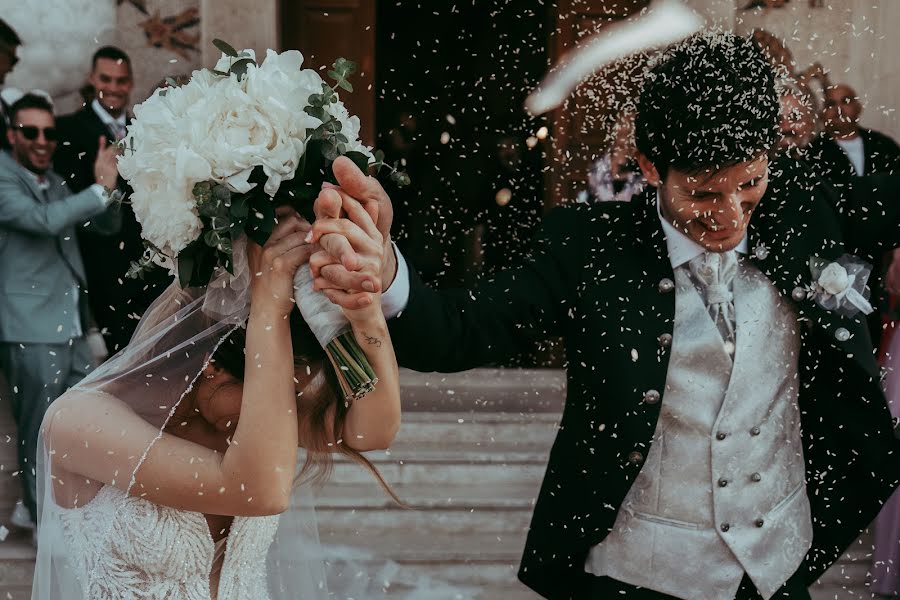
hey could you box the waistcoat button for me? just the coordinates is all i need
[643,389,660,405]
[716,432,727,441]
[658,333,673,348]
[751,472,762,482]
[718,478,728,487]
[750,426,761,436]
[720,523,731,533]
[627,451,644,465]
[755,519,765,528]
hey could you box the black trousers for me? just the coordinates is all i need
[575,570,811,600]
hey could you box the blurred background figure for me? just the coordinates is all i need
[578,114,645,204]
[0,18,21,149]
[55,46,169,356]
[0,93,119,535]
[808,83,900,352]
[777,81,816,158]
[809,83,900,180]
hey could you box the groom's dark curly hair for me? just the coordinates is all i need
[634,32,781,179]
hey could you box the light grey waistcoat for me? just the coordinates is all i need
[585,258,813,600]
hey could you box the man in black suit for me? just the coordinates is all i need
[55,46,168,354]
[312,33,900,599]
[0,18,22,150]
[807,83,900,349]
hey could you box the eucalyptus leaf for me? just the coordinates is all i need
[177,257,192,289]
[338,79,353,93]
[229,58,255,79]
[230,195,249,219]
[213,38,238,57]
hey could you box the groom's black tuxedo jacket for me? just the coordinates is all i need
[388,157,900,599]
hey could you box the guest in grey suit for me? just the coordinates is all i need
[0,93,120,526]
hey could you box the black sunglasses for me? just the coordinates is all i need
[16,125,58,142]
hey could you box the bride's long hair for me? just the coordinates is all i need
[208,309,403,505]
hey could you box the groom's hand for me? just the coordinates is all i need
[312,157,398,296]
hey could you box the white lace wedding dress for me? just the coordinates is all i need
[54,485,280,600]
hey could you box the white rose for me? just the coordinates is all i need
[818,262,851,295]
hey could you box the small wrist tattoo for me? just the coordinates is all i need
[363,333,383,348]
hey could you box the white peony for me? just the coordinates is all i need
[818,262,851,296]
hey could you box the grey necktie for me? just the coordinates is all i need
[687,251,737,343]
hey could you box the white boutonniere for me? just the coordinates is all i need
[801,255,874,317]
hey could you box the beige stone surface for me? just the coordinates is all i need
[199,0,279,69]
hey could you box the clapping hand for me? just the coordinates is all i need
[93,136,120,189]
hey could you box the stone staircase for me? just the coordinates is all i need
[0,369,888,598]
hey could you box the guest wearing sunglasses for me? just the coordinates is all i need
[0,18,21,151]
[0,92,119,534]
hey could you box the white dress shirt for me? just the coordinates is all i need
[92,98,127,141]
[835,136,866,176]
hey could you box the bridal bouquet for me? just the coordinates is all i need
[118,39,406,400]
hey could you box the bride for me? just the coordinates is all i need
[32,198,400,599]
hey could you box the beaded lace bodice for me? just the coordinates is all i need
[55,485,279,600]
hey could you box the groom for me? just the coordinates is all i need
[312,34,900,599]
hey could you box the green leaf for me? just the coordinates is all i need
[333,58,357,75]
[322,140,340,161]
[213,38,239,57]
[229,58,255,79]
[305,106,327,122]
[245,197,277,246]
[327,70,342,82]
[165,77,178,87]
[204,229,221,247]
[374,149,385,164]
[177,254,194,288]
[338,79,353,93]
[213,184,232,202]
[195,248,218,288]
[390,170,411,187]
[230,195,249,219]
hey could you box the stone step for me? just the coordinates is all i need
[317,481,540,510]
[395,369,566,414]
[388,411,560,448]
[327,455,547,487]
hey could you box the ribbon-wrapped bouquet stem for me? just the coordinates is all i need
[119,39,407,400]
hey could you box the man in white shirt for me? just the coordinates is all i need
[309,34,900,600]
[56,46,169,354]
[807,83,900,349]
[0,93,119,529]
